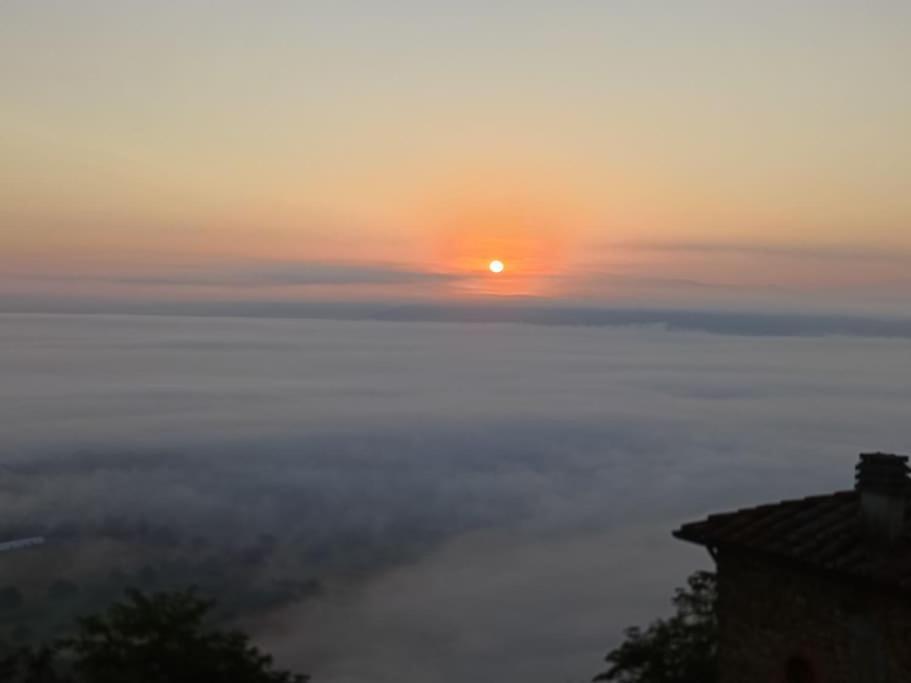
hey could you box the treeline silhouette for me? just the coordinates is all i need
[0,588,308,683]
[0,520,322,646]
[1,571,718,682]
[593,571,717,683]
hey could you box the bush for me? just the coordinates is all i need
[594,571,717,683]
[1,588,308,683]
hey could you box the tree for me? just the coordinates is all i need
[1,589,309,683]
[594,571,717,683]
[0,644,63,683]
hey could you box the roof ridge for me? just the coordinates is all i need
[673,488,911,591]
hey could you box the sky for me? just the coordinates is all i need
[3,7,911,680]
[3,314,911,681]
[2,1,911,313]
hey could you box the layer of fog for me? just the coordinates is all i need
[5,301,911,338]
[1,313,910,682]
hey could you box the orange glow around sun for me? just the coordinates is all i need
[427,197,576,297]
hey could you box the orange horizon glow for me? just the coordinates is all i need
[2,4,911,313]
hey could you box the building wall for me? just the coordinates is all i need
[716,551,911,683]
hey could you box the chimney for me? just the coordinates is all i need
[856,452,909,544]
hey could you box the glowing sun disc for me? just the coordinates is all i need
[488,260,505,274]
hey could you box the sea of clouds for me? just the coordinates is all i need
[1,312,910,682]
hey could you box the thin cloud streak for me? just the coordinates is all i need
[11,261,467,288]
[4,304,911,339]
[606,240,911,263]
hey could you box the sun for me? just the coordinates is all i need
[488,259,505,274]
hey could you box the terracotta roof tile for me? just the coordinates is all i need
[674,490,911,590]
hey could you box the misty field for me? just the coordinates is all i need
[1,313,909,682]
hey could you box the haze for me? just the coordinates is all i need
[3,2,911,311]
[2,3,910,682]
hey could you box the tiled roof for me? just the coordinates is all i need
[674,490,911,591]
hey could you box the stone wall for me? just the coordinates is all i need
[716,550,911,683]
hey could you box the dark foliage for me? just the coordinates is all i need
[594,571,717,683]
[0,589,308,683]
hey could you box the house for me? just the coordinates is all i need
[675,452,911,683]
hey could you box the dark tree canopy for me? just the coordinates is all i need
[594,571,717,683]
[1,589,308,683]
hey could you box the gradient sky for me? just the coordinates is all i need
[2,1,910,311]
